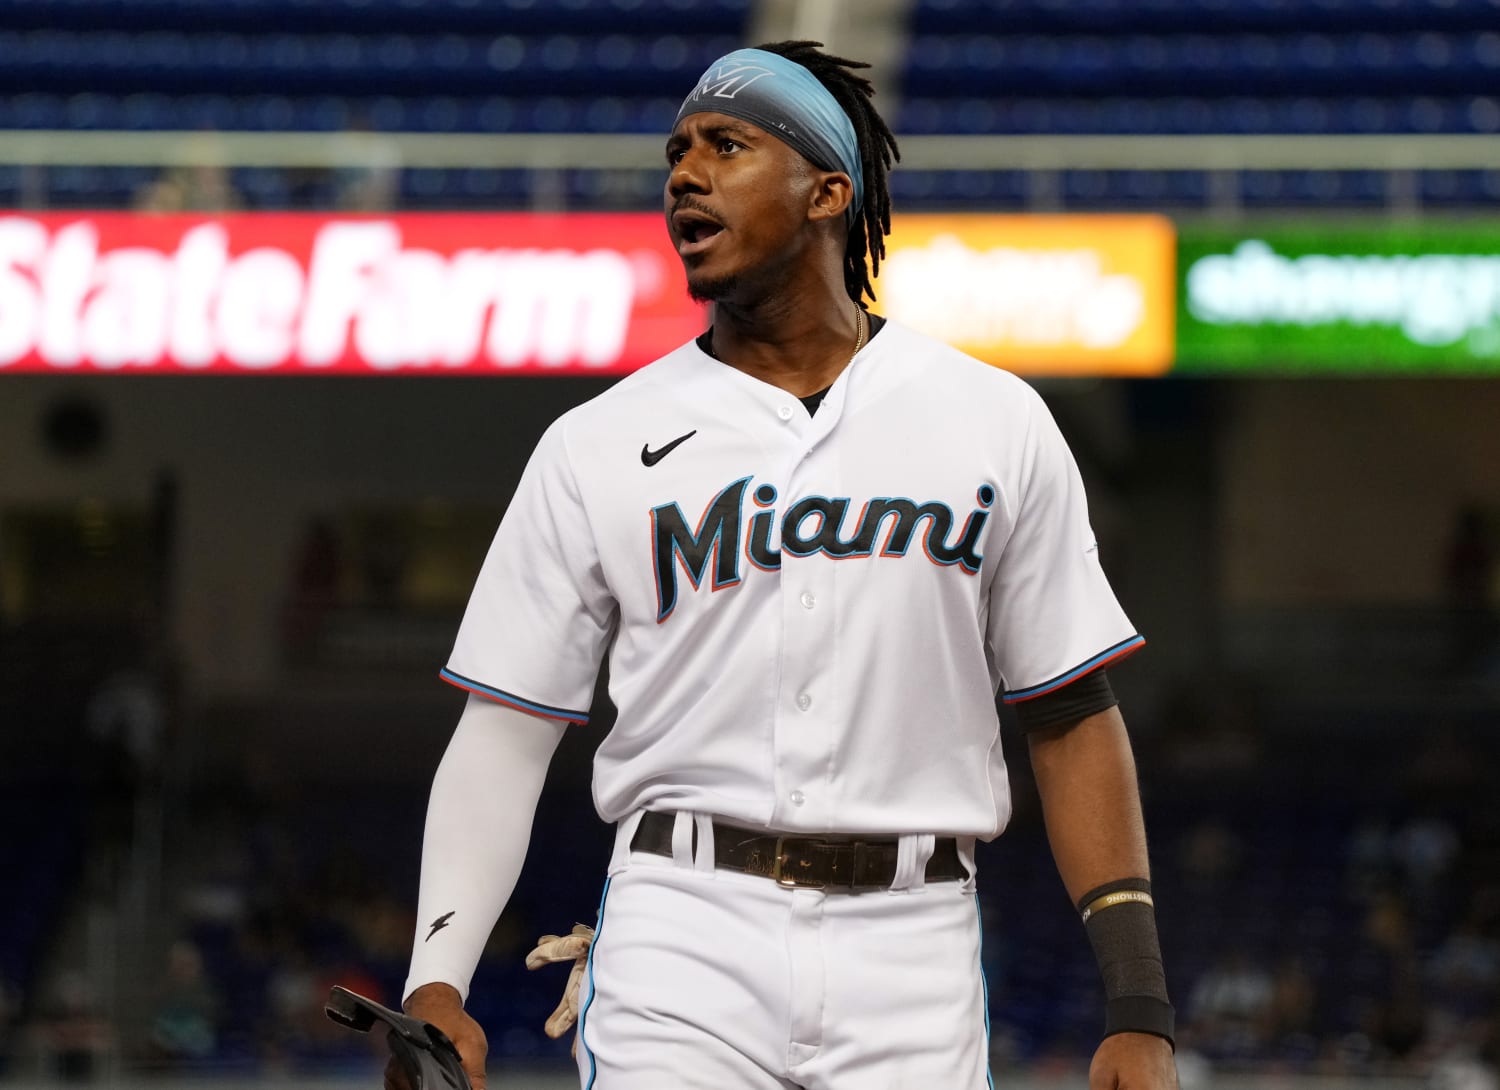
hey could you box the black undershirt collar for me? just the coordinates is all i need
[696,313,887,417]
[799,386,832,416]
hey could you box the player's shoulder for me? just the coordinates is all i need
[541,338,706,443]
[872,318,1046,414]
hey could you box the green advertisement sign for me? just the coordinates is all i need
[1177,224,1500,374]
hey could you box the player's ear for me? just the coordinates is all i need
[807,170,854,225]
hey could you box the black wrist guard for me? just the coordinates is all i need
[1105,995,1176,1046]
[1077,878,1176,1050]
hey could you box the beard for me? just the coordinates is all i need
[686,269,741,303]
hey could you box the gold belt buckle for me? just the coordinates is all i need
[771,836,825,889]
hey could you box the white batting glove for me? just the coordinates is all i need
[524,923,595,1057]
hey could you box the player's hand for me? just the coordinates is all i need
[1088,1032,1177,1090]
[385,982,488,1090]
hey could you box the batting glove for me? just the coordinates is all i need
[524,923,595,1056]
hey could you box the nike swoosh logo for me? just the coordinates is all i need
[425,911,455,942]
[641,429,698,467]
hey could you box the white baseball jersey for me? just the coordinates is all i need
[443,317,1141,839]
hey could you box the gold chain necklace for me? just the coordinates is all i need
[848,305,866,363]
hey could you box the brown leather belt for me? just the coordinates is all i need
[631,810,964,891]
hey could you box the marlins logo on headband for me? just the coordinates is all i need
[675,48,865,219]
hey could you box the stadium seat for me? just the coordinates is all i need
[2,1,1493,212]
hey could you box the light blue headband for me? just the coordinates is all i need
[675,48,864,219]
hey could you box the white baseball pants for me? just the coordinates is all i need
[574,811,994,1090]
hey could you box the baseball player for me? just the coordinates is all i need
[392,41,1177,1090]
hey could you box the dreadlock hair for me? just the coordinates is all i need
[755,40,900,307]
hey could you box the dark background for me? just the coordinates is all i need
[2,0,1500,1085]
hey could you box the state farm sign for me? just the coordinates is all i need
[0,213,704,374]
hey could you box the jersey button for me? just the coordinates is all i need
[777,405,794,421]
[800,591,816,609]
[790,790,806,806]
[795,692,812,711]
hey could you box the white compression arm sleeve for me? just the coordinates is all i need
[402,693,568,1007]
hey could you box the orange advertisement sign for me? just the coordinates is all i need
[873,215,1176,376]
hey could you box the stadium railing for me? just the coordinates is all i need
[2,130,1498,213]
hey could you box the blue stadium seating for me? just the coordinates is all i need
[895,93,1500,136]
[0,0,1494,216]
[891,168,1031,207]
[0,30,742,98]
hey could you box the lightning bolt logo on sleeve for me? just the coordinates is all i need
[425,911,456,942]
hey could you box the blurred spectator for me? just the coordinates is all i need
[1369,977,1426,1067]
[36,973,114,1081]
[1431,1056,1500,1090]
[84,668,166,852]
[1263,956,1320,1054]
[1339,894,1428,1068]
[134,163,244,213]
[1429,891,1500,1022]
[1347,808,1460,912]
[147,940,220,1065]
[261,943,321,1064]
[86,669,165,781]
[1364,893,1418,962]
[133,174,188,212]
[133,133,244,213]
[1188,946,1273,1061]
[1392,811,1461,892]
[332,116,402,212]
[1169,1025,1214,1089]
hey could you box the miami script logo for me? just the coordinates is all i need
[651,478,996,621]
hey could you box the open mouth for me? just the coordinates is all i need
[673,211,725,255]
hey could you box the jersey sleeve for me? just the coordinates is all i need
[441,419,616,724]
[987,391,1143,705]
